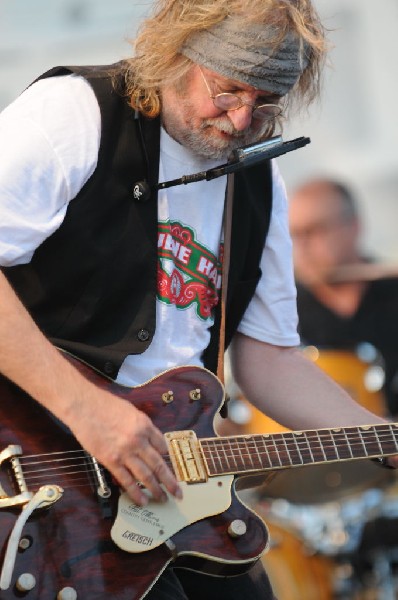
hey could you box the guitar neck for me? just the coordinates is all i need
[200,423,398,477]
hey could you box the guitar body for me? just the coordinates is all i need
[0,358,268,599]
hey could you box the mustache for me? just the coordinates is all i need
[200,118,246,138]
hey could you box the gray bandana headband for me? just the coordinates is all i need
[180,16,309,96]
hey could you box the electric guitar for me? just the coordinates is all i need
[0,354,397,599]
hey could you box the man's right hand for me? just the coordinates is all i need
[65,388,183,506]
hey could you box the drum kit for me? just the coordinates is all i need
[224,345,398,599]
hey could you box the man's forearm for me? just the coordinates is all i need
[230,332,387,431]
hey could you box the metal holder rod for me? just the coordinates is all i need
[156,135,310,190]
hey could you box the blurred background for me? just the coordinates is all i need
[1,0,397,262]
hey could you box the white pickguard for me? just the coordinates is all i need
[111,475,234,553]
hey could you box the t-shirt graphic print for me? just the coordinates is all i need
[158,220,223,320]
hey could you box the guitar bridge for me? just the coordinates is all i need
[0,445,64,590]
[0,445,33,508]
[165,431,207,484]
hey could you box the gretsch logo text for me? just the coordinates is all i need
[122,530,154,546]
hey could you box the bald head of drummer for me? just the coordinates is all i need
[288,179,361,287]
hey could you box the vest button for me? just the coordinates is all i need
[137,329,150,342]
[133,181,151,202]
[103,361,116,376]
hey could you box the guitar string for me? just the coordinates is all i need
[200,430,398,471]
[15,426,398,471]
[15,446,394,484]
[15,444,394,492]
[10,429,398,489]
[202,429,398,457]
[209,430,398,446]
[14,422,398,462]
[203,427,398,446]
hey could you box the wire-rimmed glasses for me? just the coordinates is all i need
[199,67,284,122]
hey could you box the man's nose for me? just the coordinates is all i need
[227,105,253,131]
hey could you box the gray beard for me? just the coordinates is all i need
[163,112,272,160]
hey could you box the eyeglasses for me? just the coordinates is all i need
[199,67,283,122]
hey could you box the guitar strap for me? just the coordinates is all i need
[216,172,235,385]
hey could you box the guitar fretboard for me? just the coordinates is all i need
[200,423,398,476]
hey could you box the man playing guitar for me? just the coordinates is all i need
[0,1,396,598]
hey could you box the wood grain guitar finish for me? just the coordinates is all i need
[0,354,397,599]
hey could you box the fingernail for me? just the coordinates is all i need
[140,494,148,506]
[175,486,183,500]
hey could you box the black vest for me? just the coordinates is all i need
[3,64,273,378]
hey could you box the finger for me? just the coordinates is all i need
[126,452,170,502]
[113,465,149,506]
[137,425,183,499]
[147,426,169,455]
[385,455,398,469]
[139,442,182,499]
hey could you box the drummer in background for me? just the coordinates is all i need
[289,178,398,418]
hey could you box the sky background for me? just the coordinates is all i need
[1,0,397,260]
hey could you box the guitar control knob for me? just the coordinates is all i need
[227,519,247,538]
[162,390,174,404]
[189,389,201,401]
[16,573,36,592]
[18,537,32,551]
[57,586,78,600]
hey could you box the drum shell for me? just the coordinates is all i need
[261,517,335,600]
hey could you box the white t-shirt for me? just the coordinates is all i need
[0,74,300,385]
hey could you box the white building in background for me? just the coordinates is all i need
[1,0,397,259]
[0,0,148,107]
[279,0,398,260]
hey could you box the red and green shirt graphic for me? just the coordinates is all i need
[158,221,223,320]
